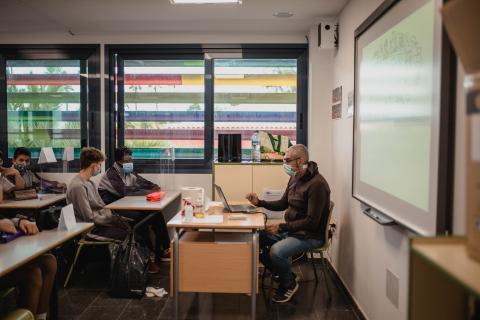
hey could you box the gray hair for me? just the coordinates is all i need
[287,144,309,163]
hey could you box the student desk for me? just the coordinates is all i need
[104,191,182,226]
[167,205,265,320]
[0,222,94,320]
[0,194,66,211]
[0,222,93,277]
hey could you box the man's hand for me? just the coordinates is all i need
[0,219,16,234]
[246,193,260,206]
[2,167,20,177]
[266,223,280,234]
[19,220,39,235]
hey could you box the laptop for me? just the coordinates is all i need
[214,184,257,213]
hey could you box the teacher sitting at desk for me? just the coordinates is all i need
[246,144,331,304]
[0,214,57,320]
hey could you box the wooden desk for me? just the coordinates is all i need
[105,191,182,229]
[409,237,480,319]
[0,222,94,278]
[0,194,66,210]
[167,206,264,320]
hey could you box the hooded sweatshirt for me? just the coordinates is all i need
[257,161,331,240]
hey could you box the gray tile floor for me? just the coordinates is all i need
[58,256,360,320]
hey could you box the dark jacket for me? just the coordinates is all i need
[98,162,159,205]
[258,161,330,240]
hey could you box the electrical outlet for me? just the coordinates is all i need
[386,269,399,309]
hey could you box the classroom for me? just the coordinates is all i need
[0,0,478,319]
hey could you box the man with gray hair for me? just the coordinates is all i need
[246,144,331,303]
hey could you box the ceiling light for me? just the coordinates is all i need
[273,12,294,18]
[170,0,242,4]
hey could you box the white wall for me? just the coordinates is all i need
[306,0,467,319]
[307,25,334,183]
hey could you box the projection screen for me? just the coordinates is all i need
[353,0,454,235]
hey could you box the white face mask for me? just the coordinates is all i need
[92,165,101,176]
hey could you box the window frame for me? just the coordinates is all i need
[105,44,308,174]
[0,44,101,172]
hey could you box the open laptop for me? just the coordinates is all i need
[214,184,257,213]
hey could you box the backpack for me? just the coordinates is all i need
[108,233,150,298]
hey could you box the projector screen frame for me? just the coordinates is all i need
[352,0,457,235]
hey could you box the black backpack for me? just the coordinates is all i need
[108,233,150,298]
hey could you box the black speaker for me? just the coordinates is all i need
[218,134,242,162]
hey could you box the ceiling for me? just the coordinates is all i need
[0,0,349,36]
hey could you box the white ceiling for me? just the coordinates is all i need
[0,0,349,36]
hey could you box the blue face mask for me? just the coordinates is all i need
[283,163,296,177]
[123,162,134,174]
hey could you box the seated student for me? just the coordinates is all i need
[66,147,127,241]
[0,150,25,195]
[0,214,57,320]
[246,144,331,303]
[9,147,66,193]
[99,147,171,272]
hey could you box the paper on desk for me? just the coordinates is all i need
[191,215,224,224]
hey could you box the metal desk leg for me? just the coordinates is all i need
[251,230,258,320]
[174,228,179,320]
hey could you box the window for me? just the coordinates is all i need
[106,45,307,173]
[0,45,101,171]
[122,59,206,160]
[214,59,298,159]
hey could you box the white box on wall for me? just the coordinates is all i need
[317,19,338,49]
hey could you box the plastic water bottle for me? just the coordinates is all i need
[251,131,261,162]
[184,200,194,223]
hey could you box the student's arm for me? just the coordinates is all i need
[3,168,25,189]
[69,184,114,226]
[134,173,159,191]
[33,171,66,191]
[278,181,328,233]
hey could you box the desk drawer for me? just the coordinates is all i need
[173,232,258,294]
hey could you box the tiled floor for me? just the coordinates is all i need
[58,256,360,320]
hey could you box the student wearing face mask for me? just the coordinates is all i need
[0,150,25,196]
[66,147,127,241]
[10,147,66,193]
[246,144,331,304]
[98,147,170,273]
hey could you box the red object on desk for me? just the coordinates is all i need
[146,191,166,202]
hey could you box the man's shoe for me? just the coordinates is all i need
[272,280,299,303]
[160,248,171,262]
[147,261,161,274]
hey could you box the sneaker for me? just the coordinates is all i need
[272,280,299,303]
[160,248,171,262]
[147,261,161,274]
[291,252,305,264]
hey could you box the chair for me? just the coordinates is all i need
[306,201,335,297]
[0,288,34,320]
[1,309,35,320]
[63,236,112,288]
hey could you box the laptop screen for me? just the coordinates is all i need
[214,184,231,211]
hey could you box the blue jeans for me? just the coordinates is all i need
[260,230,323,289]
